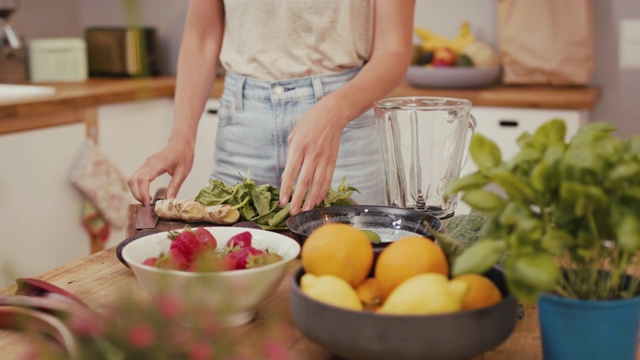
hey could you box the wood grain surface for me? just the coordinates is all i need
[0,205,536,359]
[0,76,598,135]
[2,205,636,359]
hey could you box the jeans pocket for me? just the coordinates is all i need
[217,97,234,127]
[345,109,375,129]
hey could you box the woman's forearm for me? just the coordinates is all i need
[320,0,415,127]
[169,0,225,148]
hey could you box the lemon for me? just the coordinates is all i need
[300,273,363,311]
[378,273,468,315]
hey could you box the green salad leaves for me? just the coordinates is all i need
[194,174,357,230]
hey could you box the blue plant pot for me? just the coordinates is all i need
[538,293,640,360]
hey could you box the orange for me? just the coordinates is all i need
[354,277,383,308]
[374,235,449,298]
[301,223,373,287]
[450,273,503,310]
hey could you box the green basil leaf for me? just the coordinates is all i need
[498,201,533,228]
[530,160,551,193]
[541,229,576,255]
[515,218,544,243]
[510,253,560,292]
[470,134,502,172]
[621,187,640,202]
[461,190,506,213]
[488,170,537,202]
[444,172,490,195]
[617,214,640,252]
[452,239,507,276]
[533,118,566,147]
[607,163,640,186]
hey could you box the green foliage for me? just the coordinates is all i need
[445,118,640,303]
[195,172,357,230]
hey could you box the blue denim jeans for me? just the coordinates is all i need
[211,68,385,205]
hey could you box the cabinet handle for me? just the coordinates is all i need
[206,109,218,114]
[499,120,519,127]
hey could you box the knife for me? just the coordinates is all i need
[134,187,167,230]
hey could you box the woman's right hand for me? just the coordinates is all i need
[128,142,195,206]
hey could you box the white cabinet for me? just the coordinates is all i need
[97,98,174,247]
[0,124,87,288]
[180,98,220,199]
[467,107,587,173]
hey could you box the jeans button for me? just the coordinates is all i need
[273,85,284,95]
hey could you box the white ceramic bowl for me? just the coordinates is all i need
[121,227,300,327]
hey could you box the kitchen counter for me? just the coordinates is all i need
[0,76,599,135]
[0,206,561,359]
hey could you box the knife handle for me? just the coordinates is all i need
[151,187,167,206]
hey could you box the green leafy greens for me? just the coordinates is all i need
[439,119,640,303]
[194,174,358,230]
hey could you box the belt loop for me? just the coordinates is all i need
[311,76,324,103]
[234,76,246,112]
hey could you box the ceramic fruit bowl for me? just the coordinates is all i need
[405,65,501,89]
[289,251,518,360]
[286,205,443,248]
[121,227,300,327]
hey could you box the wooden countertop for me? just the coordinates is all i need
[0,205,547,359]
[0,76,599,135]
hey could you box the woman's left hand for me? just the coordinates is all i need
[279,100,346,215]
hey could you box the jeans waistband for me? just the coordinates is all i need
[223,67,362,111]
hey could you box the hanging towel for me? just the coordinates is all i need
[69,139,129,230]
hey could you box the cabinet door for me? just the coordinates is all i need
[463,107,587,175]
[178,98,220,199]
[98,99,174,246]
[456,107,588,215]
[0,124,86,288]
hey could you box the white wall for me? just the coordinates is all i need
[414,0,498,48]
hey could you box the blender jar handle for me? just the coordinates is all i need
[460,114,477,173]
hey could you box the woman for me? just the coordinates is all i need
[128,0,415,215]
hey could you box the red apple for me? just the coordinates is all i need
[432,47,456,67]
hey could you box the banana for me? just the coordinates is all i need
[415,21,476,54]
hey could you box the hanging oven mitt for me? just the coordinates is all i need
[69,139,129,229]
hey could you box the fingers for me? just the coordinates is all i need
[128,167,155,206]
[166,167,189,200]
[128,150,182,206]
[307,166,334,210]
[285,155,336,215]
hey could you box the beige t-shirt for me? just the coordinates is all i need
[220,0,374,81]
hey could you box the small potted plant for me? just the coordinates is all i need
[439,119,640,360]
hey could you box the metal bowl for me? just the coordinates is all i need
[285,205,443,247]
[290,258,519,360]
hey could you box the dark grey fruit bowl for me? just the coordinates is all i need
[285,205,443,248]
[290,263,519,360]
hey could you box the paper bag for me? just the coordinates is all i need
[69,139,129,229]
[498,0,594,85]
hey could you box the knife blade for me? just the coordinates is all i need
[134,187,167,230]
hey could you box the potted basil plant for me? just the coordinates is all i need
[440,119,640,360]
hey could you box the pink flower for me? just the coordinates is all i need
[127,323,155,348]
[189,342,215,360]
[68,311,104,338]
[156,293,184,318]
[199,314,219,337]
[263,340,290,360]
